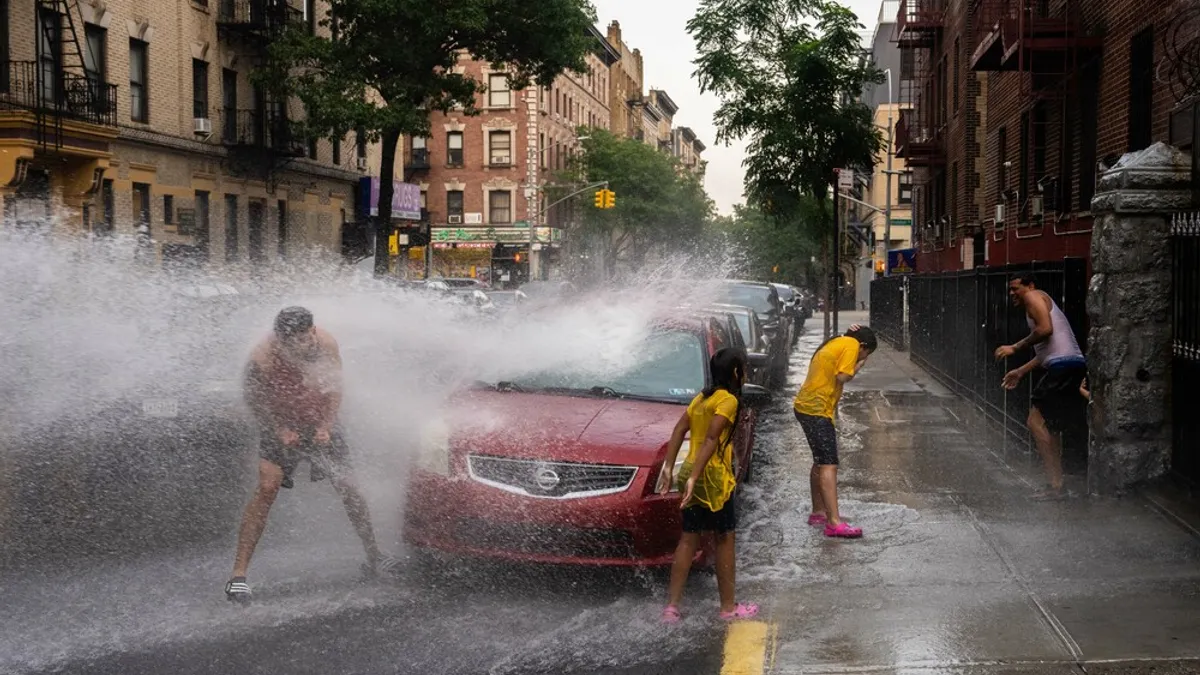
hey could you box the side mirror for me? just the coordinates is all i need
[747,352,770,368]
[742,383,772,408]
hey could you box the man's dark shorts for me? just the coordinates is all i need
[259,426,352,486]
[1031,362,1088,434]
[682,500,737,534]
[796,412,839,465]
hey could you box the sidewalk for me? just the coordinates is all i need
[737,314,1200,674]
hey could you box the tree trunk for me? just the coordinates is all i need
[373,127,402,278]
[817,194,831,341]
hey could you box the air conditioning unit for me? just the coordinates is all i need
[448,214,464,224]
[356,157,369,171]
[492,155,511,165]
[1030,195,1044,217]
[995,203,1005,223]
[193,117,212,135]
[465,213,483,224]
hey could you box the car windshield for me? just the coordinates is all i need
[504,329,706,403]
[717,285,776,315]
[774,285,794,301]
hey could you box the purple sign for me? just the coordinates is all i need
[360,177,422,221]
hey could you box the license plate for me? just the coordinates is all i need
[143,398,179,418]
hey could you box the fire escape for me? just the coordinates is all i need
[216,0,304,180]
[1,0,119,148]
[970,0,1100,224]
[893,0,946,245]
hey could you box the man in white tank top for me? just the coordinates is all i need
[995,275,1088,500]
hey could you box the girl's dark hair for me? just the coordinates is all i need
[703,346,747,397]
[846,325,878,353]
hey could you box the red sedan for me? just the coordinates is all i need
[404,317,770,566]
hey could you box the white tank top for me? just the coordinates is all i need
[1027,292,1084,366]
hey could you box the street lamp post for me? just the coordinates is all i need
[883,68,894,277]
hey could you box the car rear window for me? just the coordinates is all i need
[717,285,776,315]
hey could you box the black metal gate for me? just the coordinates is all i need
[870,260,1089,463]
[1172,213,1200,484]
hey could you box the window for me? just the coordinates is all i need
[489,130,512,165]
[333,137,341,165]
[98,179,114,235]
[488,74,511,107]
[539,132,546,169]
[37,10,61,105]
[308,137,318,160]
[222,68,237,142]
[84,24,106,84]
[1033,102,1047,190]
[489,190,512,224]
[129,39,148,122]
[356,126,367,159]
[447,132,464,166]
[951,161,959,224]
[1079,57,1101,210]
[898,172,913,205]
[164,194,174,225]
[225,194,239,261]
[1019,110,1029,211]
[277,200,287,258]
[248,201,265,262]
[1129,28,1154,152]
[192,59,208,119]
[952,37,960,113]
[196,190,210,258]
[447,190,464,217]
[0,0,9,92]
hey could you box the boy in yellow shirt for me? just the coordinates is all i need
[657,348,758,622]
[794,326,877,538]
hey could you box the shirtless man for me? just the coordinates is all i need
[225,306,394,603]
[996,276,1088,501]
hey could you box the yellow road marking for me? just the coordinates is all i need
[720,620,772,675]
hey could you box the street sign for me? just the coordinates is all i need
[837,168,854,191]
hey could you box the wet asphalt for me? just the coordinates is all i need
[5,312,1200,675]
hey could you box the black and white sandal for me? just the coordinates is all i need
[225,576,252,604]
[361,555,402,580]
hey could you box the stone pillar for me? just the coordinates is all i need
[1087,142,1191,495]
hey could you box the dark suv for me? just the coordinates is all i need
[714,281,790,388]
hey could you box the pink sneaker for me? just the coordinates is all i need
[719,603,760,621]
[661,605,681,624]
[824,522,863,538]
[807,513,827,526]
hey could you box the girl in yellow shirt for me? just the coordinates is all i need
[794,326,877,538]
[657,347,758,623]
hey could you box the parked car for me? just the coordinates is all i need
[771,283,806,344]
[704,304,773,386]
[486,290,529,310]
[714,281,790,388]
[403,315,771,567]
[427,277,488,291]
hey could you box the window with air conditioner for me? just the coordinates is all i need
[447,190,464,223]
[490,131,512,166]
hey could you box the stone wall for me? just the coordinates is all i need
[1087,142,1190,494]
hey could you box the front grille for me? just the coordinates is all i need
[467,455,637,499]
[455,519,636,558]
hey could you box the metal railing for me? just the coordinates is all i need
[220,108,304,156]
[1171,212,1200,484]
[0,61,118,127]
[870,275,906,349]
[870,260,1089,460]
[217,0,301,32]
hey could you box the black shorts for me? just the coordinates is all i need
[259,426,352,484]
[1031,363,1088,434]
[796,412,839,465]
[681,501,737,534]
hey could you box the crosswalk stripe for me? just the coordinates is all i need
[720,620,771,675]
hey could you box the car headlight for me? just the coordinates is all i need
[656,434,690,493]
[417,419,451,476]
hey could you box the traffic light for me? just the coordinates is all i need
[513,252,522,263]
[594,190,605,208]
[603,189,615,209]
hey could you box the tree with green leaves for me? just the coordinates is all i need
[688,0,882,333]
[559,128,713,279]
[259,0,598,275]
[711,199,827,286]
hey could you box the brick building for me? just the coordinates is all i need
[895,0,1177,273]
[605,21,645,141]
[400,27,621,284]
[1,0,374,269]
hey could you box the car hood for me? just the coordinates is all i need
[445,390,683,466]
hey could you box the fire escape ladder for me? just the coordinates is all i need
[34,0,90,149]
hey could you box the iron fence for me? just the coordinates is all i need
[0,61,118,127]
[871,260,1089,462]
[1171,212,1200,485]
[870,275,905,348]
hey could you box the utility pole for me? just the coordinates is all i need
[832,177,841,338]
[883,68,895,277]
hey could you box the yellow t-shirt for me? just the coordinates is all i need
[794,336,861,420]
[676,389,739,512]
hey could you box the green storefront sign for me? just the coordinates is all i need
[431,226,563,245]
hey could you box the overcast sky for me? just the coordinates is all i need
[591,0,886,215]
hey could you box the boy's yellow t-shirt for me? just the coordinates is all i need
[675,389,739,512]
[794,336,861,420]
